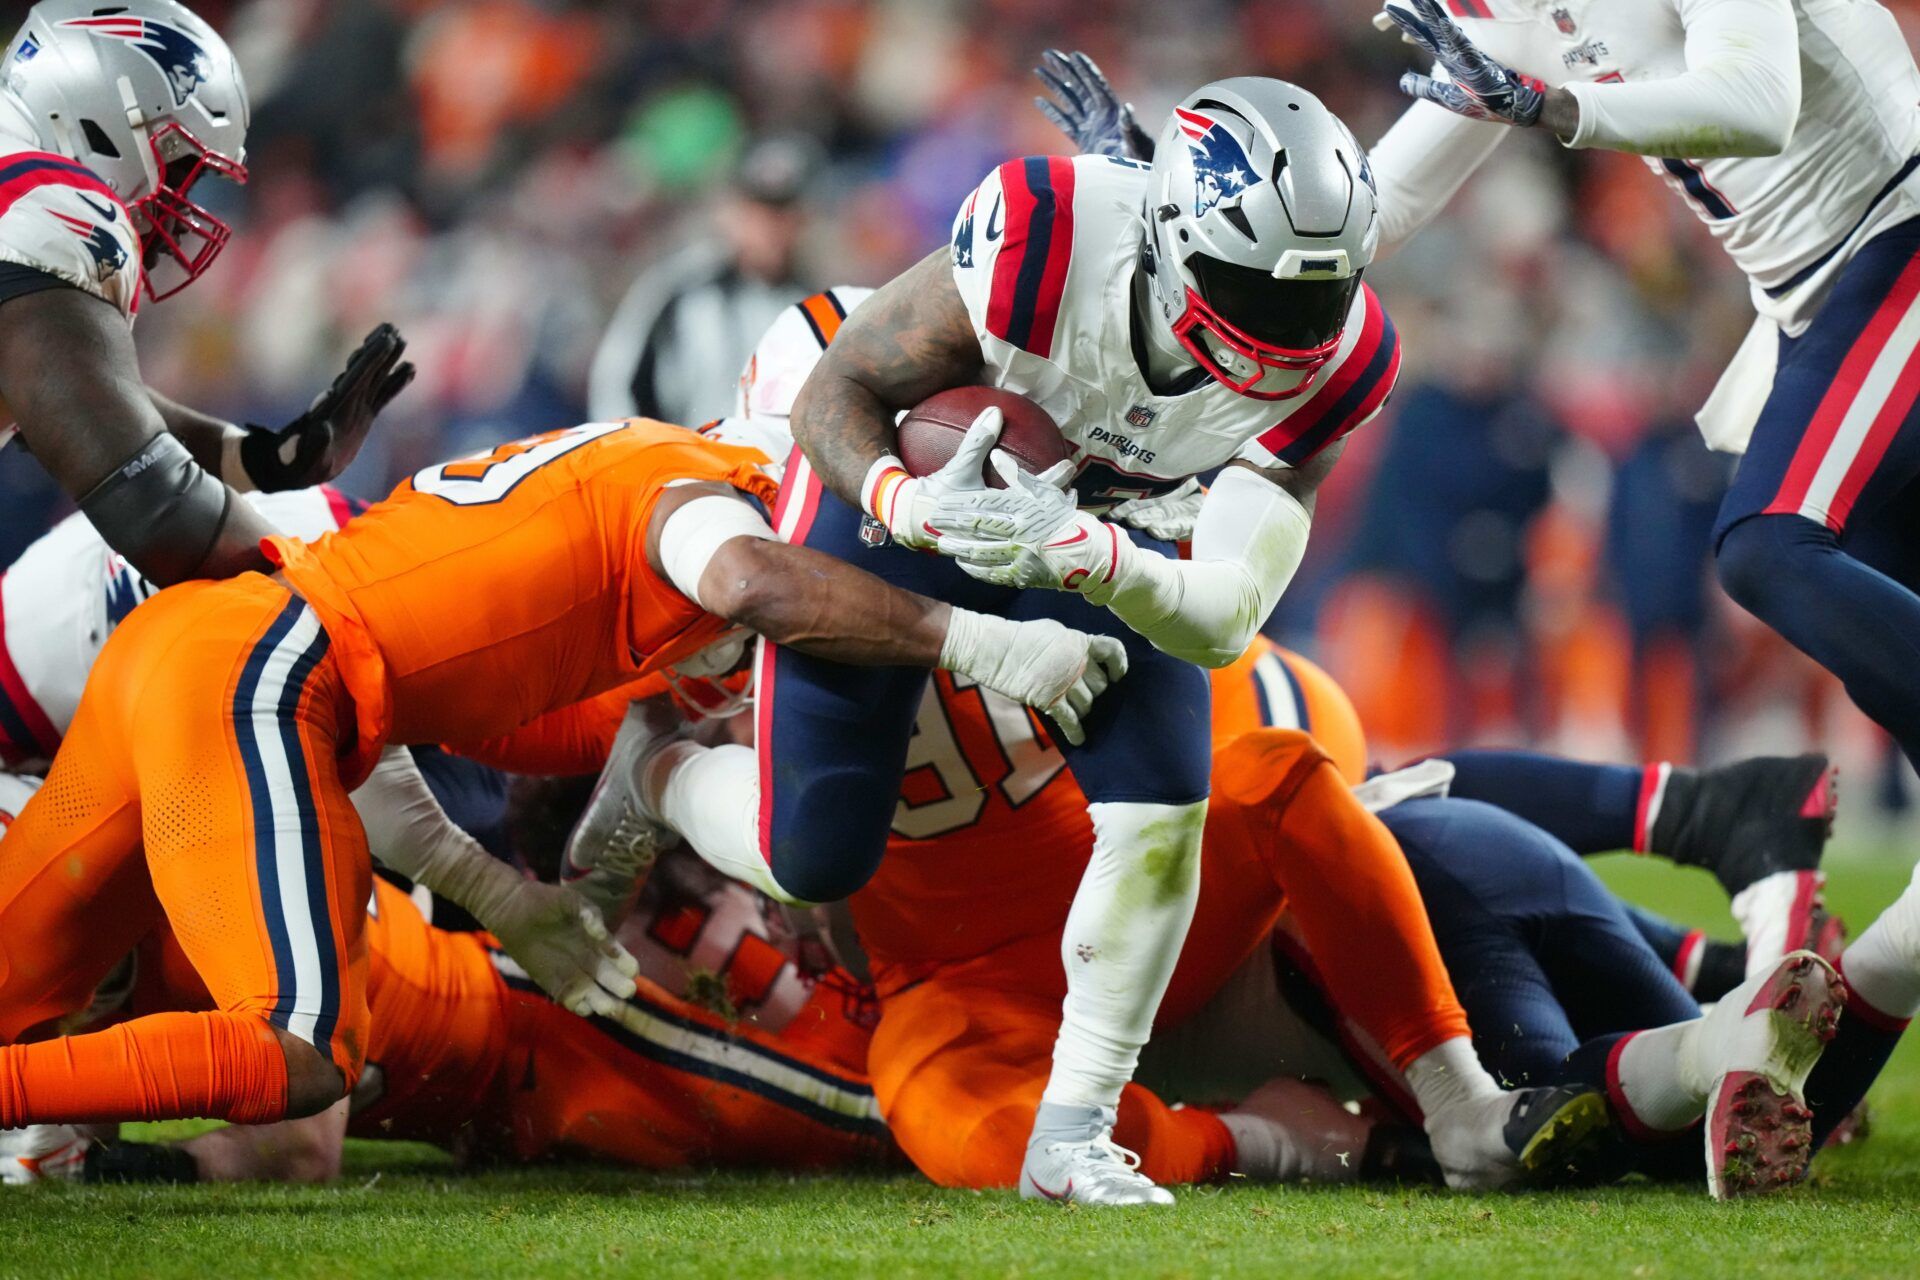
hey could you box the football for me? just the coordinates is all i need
[897,386,1072,487]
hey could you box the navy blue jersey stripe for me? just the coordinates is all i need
[1766,154,1920,299]
[234,601,302,1036]
[1275,308,1398,465]
[1661,158,1736,221]
[1003,157,1060,352]
[271,622,336,1056]
[0,156,108,188]
[500,970,883,1137]
[0,681,42,763]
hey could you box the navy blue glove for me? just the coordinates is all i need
[1385,0,1545,128]
[1032,49,1154,162]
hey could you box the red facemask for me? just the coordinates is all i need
[1168,285,1344,401]
[132,122,247,302]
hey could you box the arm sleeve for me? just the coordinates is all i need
[1368,100,1512,260]
[1562,0,1800,156]
[1102,466,1314,669]
[351,746,490,883]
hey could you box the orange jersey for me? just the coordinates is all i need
[264,421,776,782]
[850,639,1364,993]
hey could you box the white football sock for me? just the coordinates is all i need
[1040,799,1206,1112]
[646,741,810,904]
[1839,861,1920,1021]
[1402,1036,1501,1117]
[1613,1022,1701,1132]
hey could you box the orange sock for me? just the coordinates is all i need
[0,1011,289,1127]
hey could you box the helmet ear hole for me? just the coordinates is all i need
[79,118,120,159]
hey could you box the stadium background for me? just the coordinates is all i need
[2,0,1916,816]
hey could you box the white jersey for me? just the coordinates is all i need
[0,487,355,770]
[949,155,1400,509]
[0,142,143,453]
[1437,0,1920,332]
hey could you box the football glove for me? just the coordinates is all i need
[1110,477,1203,543]
[240,323,414,492]
[1033,49,1155,162]
[940,607,1128,746]
[934,452,1136,602]
[1384,0,1545,128]
[862,407,1002,550]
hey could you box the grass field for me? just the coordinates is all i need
[5,853,1920,1279]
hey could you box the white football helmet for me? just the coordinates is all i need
[1144,78,1377,400]
[0,0,248,299]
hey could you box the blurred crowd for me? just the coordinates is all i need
[3,0,1919,807]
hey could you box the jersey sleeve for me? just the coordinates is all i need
[0,155,140,318]
[950,156,1079,360]
[1236,284,1400,469]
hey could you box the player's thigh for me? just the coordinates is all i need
[1718,219,1920,543]
[136,590,372,1080]
[0,695,151,1042]
[868,979,1059,1187]
[1379,799,1579,1084]
[1007,532,1212,807]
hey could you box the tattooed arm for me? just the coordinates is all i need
[789,248,984,510]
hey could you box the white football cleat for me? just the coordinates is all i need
[561,696,686,925]
[1691,951,1843,1199]
[0,1125,88,1184]
[1020,1103,1173,1206]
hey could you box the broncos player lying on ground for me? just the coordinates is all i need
[0,1,413,588]
[53,639,1878,1199]
[604,78,1598,1208]
[0,417,1121,1141]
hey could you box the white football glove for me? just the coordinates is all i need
[935,454,1136,603]
[473,874,643,1019]
[939,608,1128,746]
[1110,478,1203,543]
[862,407,1004,551]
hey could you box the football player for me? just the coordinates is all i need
[0,419,1120,1136]
[0,0,411,588]
[632,77,1431,1205]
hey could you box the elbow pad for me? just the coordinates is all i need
[77,433,241,587]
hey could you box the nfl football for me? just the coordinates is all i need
[897,387,1072,487]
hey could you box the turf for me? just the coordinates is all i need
[6,853,1920,1279]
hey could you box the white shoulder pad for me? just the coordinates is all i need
[0,163,140,319]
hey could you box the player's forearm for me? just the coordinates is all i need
[790,369,907,506]
[353,746,514,913]
[1561,0,1799,156]
[1370,99,1511,258]
[147,388,246,487]
[702,537,950,667]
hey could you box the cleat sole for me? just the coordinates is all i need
[1513,1090,1616,1186]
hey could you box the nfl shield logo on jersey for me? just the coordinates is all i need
[1125,404,1158,431]
[1552,7,1577,34]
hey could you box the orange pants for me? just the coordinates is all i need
[0,574,370,1125]
[869,729,1469,1187]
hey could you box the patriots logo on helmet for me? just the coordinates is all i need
[50,209,128,281]
[1175,107,1256,219]
[58,15,211,107]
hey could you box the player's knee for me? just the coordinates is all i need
[1087,799,1206,896]
[271,1026,349,1120]
[1715,513,1831,617]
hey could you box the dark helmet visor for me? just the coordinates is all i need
[1186,254,1361,353]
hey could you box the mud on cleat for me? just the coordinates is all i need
[1704,950,1844,1200]
[1651,755,1835,896]
[561,696,687,926]
[1500,1085,1619,1187]
[1020,1102,1174,1206]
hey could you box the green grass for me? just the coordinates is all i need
[5,853,1920,1279]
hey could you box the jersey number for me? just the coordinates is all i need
[410,421,627,505]
[892,674,1066,840]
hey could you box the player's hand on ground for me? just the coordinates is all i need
[240,323,415,491]
[1109,477,1203,542]
[481,879,640,1020]
[939,609,1128,746]
[1383,0,1544,127]
[874,407,1002,549]
[1033,49,1154,162]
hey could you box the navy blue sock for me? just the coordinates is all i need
[1719,513,1920,772]
[1807,999,1907,1148]
[1441,750,1648,854]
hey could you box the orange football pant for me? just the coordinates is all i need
[0,575,370,1126]
[870,729,1470,1186]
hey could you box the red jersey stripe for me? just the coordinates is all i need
[984,157,1077,359]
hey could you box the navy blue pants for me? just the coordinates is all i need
[1377,797,1700,1088]
[757,472,1212,902]
[1715,217,1920,770]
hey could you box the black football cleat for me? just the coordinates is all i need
[1503,1084,1619,1187]
[1651,754,1836,896]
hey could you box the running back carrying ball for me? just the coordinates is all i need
[897,387,1072,486]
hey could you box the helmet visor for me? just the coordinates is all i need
[1186,254,1360,353]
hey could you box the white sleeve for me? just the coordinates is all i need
[1562,0,1799,157]
[1101,467,1313,669]
[1369,100,1511,260]
[657,492,775,608]
[351,746,484,886]
[0,179,141,318]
